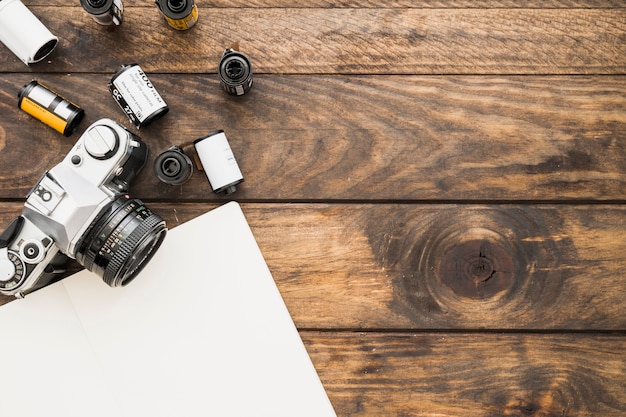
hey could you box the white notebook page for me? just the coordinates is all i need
[0,202,336,417]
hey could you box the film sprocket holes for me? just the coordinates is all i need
[219,48,253,96]
[194,131,244,195]
[80,0,123,26]
[18,81,85,137]
[0,118,168,298]
[154,146,193,185]
[155,0,198,31]
[0,0,58,65]
[109,64,169,129]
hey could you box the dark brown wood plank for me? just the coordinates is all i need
[0,74,624,201]
[1,203,624,331]
[304,332,626,416]
[1,8,624,74]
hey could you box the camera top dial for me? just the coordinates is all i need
[62,118,145,194]
[84,124,120,160]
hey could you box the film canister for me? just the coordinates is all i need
[108,64,169,129]
[154,146,193,185]
[193,131,244,195]
[155,0,198,31]
[18,81,85,137]
[219,48,253,96]
[0,0,58,65]
[80,0,123,26]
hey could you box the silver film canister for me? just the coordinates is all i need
[193,131,244,195]
[0,0,58,65]
[80,0,123,26]
[154,147,193,185]
[219,48,253,96]
[108,64,169,129]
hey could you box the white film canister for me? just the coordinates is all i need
[0,0,58,65]
[193,130,244,195]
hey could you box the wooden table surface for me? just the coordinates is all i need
[1,1,625,415]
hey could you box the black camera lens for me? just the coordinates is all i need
[76,196,167,287]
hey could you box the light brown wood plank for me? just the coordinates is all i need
[22,0,626,9]
[0,74,624,201]
[1,203,624,331]
[303,332,626,416]
[1,8,624,74]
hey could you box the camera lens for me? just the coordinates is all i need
[76,196,167,287]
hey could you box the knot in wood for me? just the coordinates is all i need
[438,238,514,300]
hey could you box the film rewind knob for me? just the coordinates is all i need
[84,125,119,160]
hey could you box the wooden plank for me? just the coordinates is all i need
[1,8,624,74]
[1,203,624,331]
[0,74,624,201]
[303,332,626,416]
[22,1,626,8]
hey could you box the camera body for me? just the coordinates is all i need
[0,118,167,298]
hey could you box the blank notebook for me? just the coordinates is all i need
[0,202,336,417]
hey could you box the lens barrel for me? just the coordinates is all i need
[76,196,167,287]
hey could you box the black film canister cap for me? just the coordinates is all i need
[154,147,193,185]
[219,49,253,96]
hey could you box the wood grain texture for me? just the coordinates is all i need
[1,8,624,74]
[1,2,624,415]
[1,203,624,331]
[304,332,626,416]
[0,74,624,201]
[22,1,626,8]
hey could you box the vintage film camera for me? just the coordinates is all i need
[0,118,167,298]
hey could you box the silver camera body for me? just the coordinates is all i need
[0,118,167,298]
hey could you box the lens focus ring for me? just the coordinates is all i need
[76,197,167,288]
[104,211,166,287]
